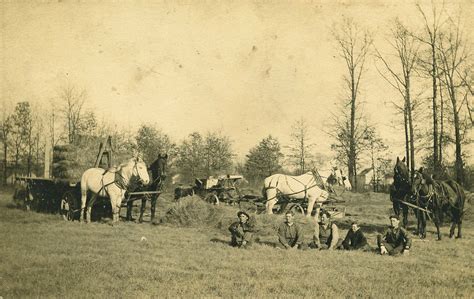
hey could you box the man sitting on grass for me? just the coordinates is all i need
[229,211,254,248]
[377,215,412,256]
[277,211,307,250]
[313,211,343,250]
[341,222,371,251]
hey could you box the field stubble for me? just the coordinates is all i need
[0,187,473,298]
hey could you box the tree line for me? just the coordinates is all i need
[330,3,472,189]
[1,2,471,189]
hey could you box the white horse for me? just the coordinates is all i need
[263,171,329,220]
[80,157,150,223]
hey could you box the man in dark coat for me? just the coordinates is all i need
[377,215,412,255]
[341,222,371,251]
[277,211,306,249]
[229,211,254,248]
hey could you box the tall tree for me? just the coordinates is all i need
[363,127,389,192]
[332,18,372,189]
[244,135,283,184]
[59,83,87,144]
[9,102,33,176]
[375,19,420,180]
[176,132,205,181]
[287,118,314,174]
[135,124,176,165]
[203,132,233,177]
[0,112,12,185]
[414,3,446,172]
[436,15,472,185]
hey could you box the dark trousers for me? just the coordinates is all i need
[230,233,253,248]
[377,235,404,255]
[278,239,308,250]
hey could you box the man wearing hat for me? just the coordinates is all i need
[377,214,412,255]
[229,211,255,248]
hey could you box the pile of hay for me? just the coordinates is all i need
[52,145,87,181]
[160,196,315,238]
[161,196,233,227]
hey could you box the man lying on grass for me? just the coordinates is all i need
[229,211,254,248]
[377,214,412,256]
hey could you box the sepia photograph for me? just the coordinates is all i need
[1,0,473,297]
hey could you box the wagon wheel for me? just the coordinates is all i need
[60,191,79,221]
[205,192,220,205]
[286,203,305,215]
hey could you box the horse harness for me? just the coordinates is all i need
[98,160,142,197]
[264,173,321,202]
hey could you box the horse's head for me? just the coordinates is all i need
[150,153,168,179]
[394,157,409,186]
[412,167,433,196]
[131,158,150,185]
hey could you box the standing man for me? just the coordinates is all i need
[277,211,306,249]
[341,222,371,251]
[313,211,342,250]
[229,211,254,248]
[377,215,412,256]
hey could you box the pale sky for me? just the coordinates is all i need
[1,0,473,164]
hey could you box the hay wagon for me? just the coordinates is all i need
[238,193,346,218]
[175,174,244,205]
[238,169,346,218]
[12,136,160,222]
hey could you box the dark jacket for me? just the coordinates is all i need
[229,221,254,244]
[278,222,304,248]
[342,228,368,250]
[380,226,412,249]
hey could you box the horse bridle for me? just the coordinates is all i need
[412,173,434,212]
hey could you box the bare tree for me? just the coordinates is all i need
[363,127,389,192]
[414,3,446,172]
[287,118,314,174]
[436,15,472,185]
[332,18,372,189]
[59,83,87,144]
[0,112,12,185]
[375,19,420,180]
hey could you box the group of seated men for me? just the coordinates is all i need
[229,210,412,255]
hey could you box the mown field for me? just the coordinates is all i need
[0,186,473,298]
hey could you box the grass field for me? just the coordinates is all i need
[0,187,473,298]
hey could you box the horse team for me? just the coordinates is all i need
[390,157,467,240]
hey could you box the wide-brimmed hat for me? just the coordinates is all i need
[237,211,250,219]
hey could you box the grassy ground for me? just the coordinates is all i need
[0,187,473,298]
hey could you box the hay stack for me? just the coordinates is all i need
[52,144,93,182]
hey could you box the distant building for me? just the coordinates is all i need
[356,168,373,191]
[357,168,391,192]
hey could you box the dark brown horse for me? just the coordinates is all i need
[389,157,412,228]
[412,168,467,240]
[126,154,168,223]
